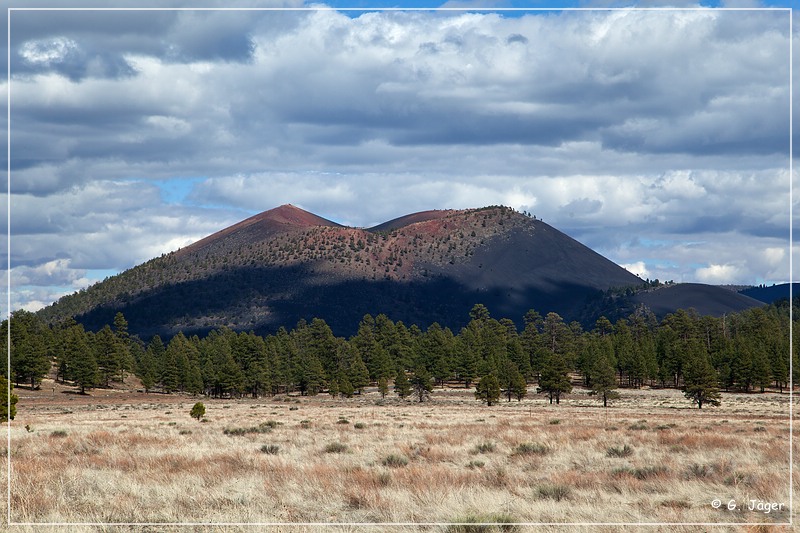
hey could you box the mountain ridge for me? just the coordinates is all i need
[36,204,761,338]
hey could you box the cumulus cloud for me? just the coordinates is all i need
[696,263,742,285]
[2,5,795,311]
[621,261,650,279]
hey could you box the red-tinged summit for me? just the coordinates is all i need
[177,204,341,257]
[260,204,342,228]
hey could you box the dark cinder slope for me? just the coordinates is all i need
[739,283,798,305]
[368,210,455,232]
[631,283,763,318]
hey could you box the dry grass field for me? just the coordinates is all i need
[2,381,795,532]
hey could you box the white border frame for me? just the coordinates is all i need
[5,4,794,529]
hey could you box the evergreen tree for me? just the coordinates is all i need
[66,326,97,394]
[411,364,433,402]
[588,353,619,407]
[378,376,389,398]
[498,359,524,402]
[510,370,528,401]
[112,312,134,381]
[94,325,121,387]
[536,353,572,404]
[338,375,355,398]
[474,372,501,406]
[9,310,51,390]
[453,334,478,388]
[0,375,17,422]
[683,356,721,409]
[190,402,205,421]
[394,368,411,400]
[138,339,159,393]
[349,353,370,394]
[328,376,340,397]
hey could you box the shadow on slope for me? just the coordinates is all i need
[74,264,610,339]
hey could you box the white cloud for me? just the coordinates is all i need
[20,36,79,65]
[621,261,649,279]
[696,263,741,284]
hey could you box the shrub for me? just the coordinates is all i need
[353,422,366,429]
[512,442,549,456]
[382,454,409,468]
[324,442,348,454]
[445,513,519,532]
[549,419,561,425]
[224,421,277,436]
[686,463,713,478]
[189,402,205,421]
[471,441,496,454]
[536,483,572,501]
[466,460,485,469]
[337,418,350,424]
[260,444,280,455]
[50,430,68,438]
[612,465,668,480]
[606,444,634,458]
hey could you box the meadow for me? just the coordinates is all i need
[2,383,794,532]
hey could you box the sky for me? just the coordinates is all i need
[2,0,797,313]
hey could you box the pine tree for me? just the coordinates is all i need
[138,341,159,393]
[510,371,528,401]
[94,325,121,388]
[66,326,97,395]
[112,312,133,381]
[394,368,411,400]
[378,376,389,398]
[588,353,619,407]
[474,372,501,406]
[9,310,51,390]
[536,353,572,404]
[349,353,370,394]
[190,402,205,421]
[0,375,18,422]
[410,364,433,402]
[683,356,721,409]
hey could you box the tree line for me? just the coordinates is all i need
[2,298,796,413]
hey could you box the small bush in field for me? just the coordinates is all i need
[471,441,496,454]
[606,444,634,458]
[382,454,409,468]
[612,465,668,480]
[190,402,205,421]
[324,442,348,454]
[50,430,68,438]
[260,444,280,455]
[512,442,549,456]
[536,483,571,501]
[445,513,519,532]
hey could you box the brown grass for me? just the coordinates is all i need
[1,385,794,531]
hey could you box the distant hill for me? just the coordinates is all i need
[36,204,764,338]
[630,283,765,319]
[738,283,798,305]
